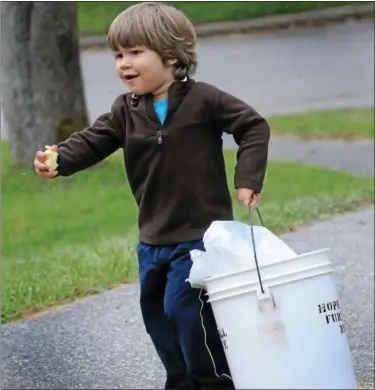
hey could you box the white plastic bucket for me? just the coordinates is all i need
[204,248,357,389]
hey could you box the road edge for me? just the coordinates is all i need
[79,3,375,50]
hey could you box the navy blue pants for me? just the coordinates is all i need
[137,240,234,390]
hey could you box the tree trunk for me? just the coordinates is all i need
[1,1,88,167]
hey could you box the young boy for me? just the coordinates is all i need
[34,2,270,389]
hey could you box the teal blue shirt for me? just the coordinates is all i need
[154,98,168,124]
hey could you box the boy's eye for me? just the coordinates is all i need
[115,53,123,59]
[131,50,141,56]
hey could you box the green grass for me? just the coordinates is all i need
[77,1,356,35]
[268,107,375,140]
[2,141,374,323]
[1,140,374,322]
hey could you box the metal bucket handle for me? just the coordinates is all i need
[248,206,266,294]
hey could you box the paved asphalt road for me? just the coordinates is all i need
[1,207,374,389]
[1,19,374,139]
[80,19,374,119]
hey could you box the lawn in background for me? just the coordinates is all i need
[2,140,374,323]
[268,107,374,140]
[78,1,355,35]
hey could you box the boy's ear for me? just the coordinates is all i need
[166,59,177,66]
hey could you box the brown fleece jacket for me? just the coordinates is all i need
[56,78,270,245]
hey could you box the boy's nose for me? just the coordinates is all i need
[119,57,131,70]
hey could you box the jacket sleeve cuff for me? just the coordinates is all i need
[234,178,262,193]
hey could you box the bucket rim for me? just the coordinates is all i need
[203,247,330,283]
[205,261,333,301]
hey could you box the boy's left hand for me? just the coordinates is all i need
[237,188,261,208]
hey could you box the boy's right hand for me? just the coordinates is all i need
[34,145,58,178]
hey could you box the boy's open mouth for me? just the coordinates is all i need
[124,74,139,81]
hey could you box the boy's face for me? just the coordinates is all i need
[114,45,176,99]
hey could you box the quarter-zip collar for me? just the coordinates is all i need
[133,77,196,128]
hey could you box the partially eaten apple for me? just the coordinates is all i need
[44,145,58,171]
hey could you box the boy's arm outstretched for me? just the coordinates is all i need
[34,96,125,178]
[207,84,270,199]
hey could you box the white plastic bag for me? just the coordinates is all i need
[187,220,297,289]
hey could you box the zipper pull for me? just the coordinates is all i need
[157,130,163,144]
